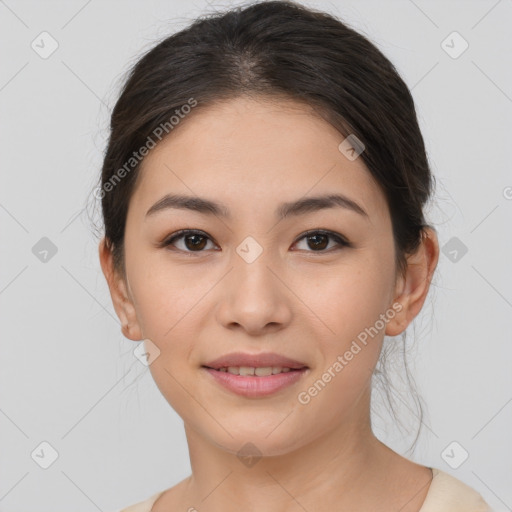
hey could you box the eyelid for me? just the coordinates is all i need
[161,229,219,250]
[293,229,351,248]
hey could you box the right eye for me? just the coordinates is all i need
[162,229,218,253]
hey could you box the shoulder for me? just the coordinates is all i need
[112,490,165,512]
[114,475,190,511]
[110,468,493,512]
[419,467,492,512]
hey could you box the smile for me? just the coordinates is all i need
[201,365,309,397]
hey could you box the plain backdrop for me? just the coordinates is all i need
[1,0,511,511]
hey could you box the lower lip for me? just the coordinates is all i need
[202,367,309,398]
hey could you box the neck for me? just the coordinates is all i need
[181,388,404,511]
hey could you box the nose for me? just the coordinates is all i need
[215,253,293,336]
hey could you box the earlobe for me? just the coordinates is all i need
[98,237,143,341]
[114,277,144,341]
[385,228,439,337]
[385,273,407,336]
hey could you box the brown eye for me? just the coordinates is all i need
[306,233,329,250]
[163,230,216,252]
[293,230,350,252]
[162,229,350,254]
[183,233,208,251]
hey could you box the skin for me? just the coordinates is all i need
[99,96,439,512]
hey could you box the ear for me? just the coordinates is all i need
[385,227,439,337]
[98,237,143,341]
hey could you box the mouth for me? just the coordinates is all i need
[203,351,308,371]
[201,352,310,397]
[202,365,307,376]
[200,364,309,398]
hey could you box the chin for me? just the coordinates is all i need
[208,424,308,459]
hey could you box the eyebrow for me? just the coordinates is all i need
[145,193,369,220]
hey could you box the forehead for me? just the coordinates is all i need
[129,96,389,223]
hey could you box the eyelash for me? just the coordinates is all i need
[160,229,351,254]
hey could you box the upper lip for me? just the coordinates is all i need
[203,352,308,370]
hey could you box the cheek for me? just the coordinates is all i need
[126,262,206,420]
[296,253,395,401]
[125,241,210,340]
[300,255,395,346]
[294,266,391,423]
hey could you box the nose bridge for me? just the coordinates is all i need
[215,239,292,333]
[235,245,275,292]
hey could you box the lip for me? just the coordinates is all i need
[202,366,309,398]
[203,351,308,370]
[201,351,309,398]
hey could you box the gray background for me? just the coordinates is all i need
[1,0,511,511]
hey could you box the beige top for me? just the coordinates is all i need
[114,467,492,512]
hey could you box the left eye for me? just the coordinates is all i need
[293,230,350,252]
[161,229,350,253]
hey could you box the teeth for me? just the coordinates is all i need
[255,367,273,376]
[238,366,254,376]
[218,366,296,376]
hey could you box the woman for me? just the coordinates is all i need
[97,1,492,510]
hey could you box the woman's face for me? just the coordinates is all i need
[106,96,411,456]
